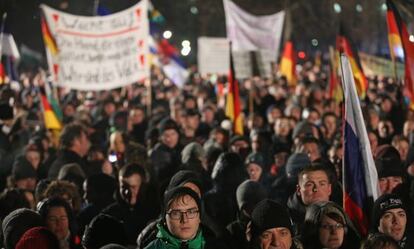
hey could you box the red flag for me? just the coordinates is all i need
[386,0,414,109]
[336,28,368,98]
[226,46,243,135]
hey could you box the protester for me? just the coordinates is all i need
[15,226,60,249]
[248,199,303,249]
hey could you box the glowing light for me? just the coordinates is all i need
[181,46,191,56]
[410,35,414,43]
[163,30,172,39]
[182,40,191,47]
[190,6,198,14]
[381,3,387,12]
[334,3,342,13]
[298,51,306,59]
[311,39,318,47]
[356,4,363,12]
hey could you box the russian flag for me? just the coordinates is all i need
[157,39,189,87]
[340,54,379,237]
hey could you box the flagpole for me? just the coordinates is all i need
[0,13,8,58]
[93,0,100,16]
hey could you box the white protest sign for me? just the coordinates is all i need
[232,51,252,79]
[223,0,285,60]
[197,37,230,76]
[41,0,149,90]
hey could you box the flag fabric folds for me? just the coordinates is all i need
[226,48,243,135]
[279,40,297,87]
[336,29,368,98]
[328,46,343,103]
[340,54,379,237]
[157,39,189,87]
[386,0,414,109]
[40,15,58,56]
[39,87,62,130]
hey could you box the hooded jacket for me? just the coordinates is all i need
[145,224,205,249]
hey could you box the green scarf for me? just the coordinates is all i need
[156,223,205,249]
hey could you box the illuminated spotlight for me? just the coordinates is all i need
[163,30,172,39]
[182,40,191,47]
[311,39,318,47]
[410,35,414,43]
[298,51,306,59]
[381,3,387,12]
[190,6,198,15]
[356,4,363,12]
[334,3,342,13]
[181,46,191,56]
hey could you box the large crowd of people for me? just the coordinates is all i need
[0,58,413,249]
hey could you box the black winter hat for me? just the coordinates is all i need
[158,118,180,134]
[374,145,404,178]
[285,153,311,178]
[12,156,37,181]
[251,199,293,238]
[0,103,13,120]
[167,170,203,195]
[371,194,406,229]
[163,187,202,219]
[1,208,45,249]
[236,180,267,212]
[245,152,265,169]
[82,214,128,248]
[100,244,127,249]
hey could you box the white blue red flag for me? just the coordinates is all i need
[340,54,379,236]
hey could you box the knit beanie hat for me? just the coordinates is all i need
[167,170,203,195]
[251,199,293,238]
[236,180,267,213]
[12,156,37,181]
[82,214,128,248]
[162,187,202,219]
[0,103,13,120]
[159,118,180,134]
[15,226,59,249]
[374,145,404,178]
[285,153,311,178]
[372,194,406,229]
[181,142,206,165]
[245,152,265,169]
[2,208,45,249]
[100,244,127,249]
[292,121,313,139]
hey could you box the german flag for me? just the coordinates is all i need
[41,15,58,56]
[279,40,297,87]
[336,27,368,98]
[328,46,343,103]
[226,46,243,135]
[0,63,4,84]
[386,0,414,108]
[39,87,61,130]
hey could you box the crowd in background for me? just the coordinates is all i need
[0,57,413,249]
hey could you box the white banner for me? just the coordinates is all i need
[1,34,20,59]
[41,0,149,90]
[197,37,230,76]
[223,0,285,60]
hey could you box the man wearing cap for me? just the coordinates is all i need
[150,118,182,185]
[248,199,303,249]
[371,194,413,249]
[374,145,405,196]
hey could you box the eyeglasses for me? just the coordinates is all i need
[167,208,199,220]
[320,223,345,231]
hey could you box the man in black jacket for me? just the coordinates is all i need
[48,122,90,179]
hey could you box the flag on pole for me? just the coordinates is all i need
[328,46,343,103]
[39,87,62,130]
[0,63,4,84]
[386,0,414,109]
[340,54,379,237]
[226,45,243,135]
[279,40,297,87]
[40,15,58,56]
[157,39,189,87]
[336,28,368,98]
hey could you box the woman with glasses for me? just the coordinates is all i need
[144,186,207,249]
[300,201,360,249]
